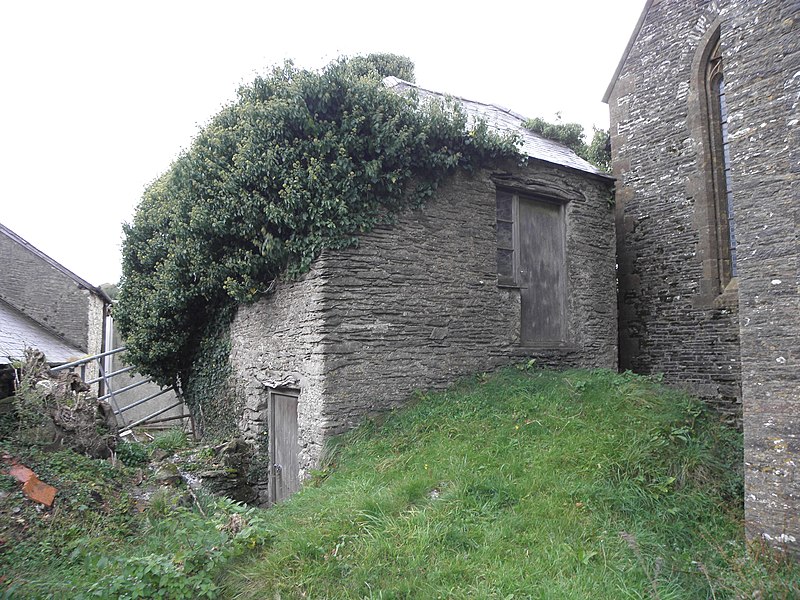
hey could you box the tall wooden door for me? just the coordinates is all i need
[268,389,299,504]
[517,198,566,343]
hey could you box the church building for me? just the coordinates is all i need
[606,0,798,554]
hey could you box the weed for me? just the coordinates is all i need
[115,440,149,467]
[150,428,190,454]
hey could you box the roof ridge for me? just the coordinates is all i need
[383,76,612,180]
[383,76,533,126]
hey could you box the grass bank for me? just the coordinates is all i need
[220,367,797,599]
[2,367,799,598]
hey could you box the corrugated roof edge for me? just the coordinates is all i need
[0,222,112,304]
[383,76,614,182]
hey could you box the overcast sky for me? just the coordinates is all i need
[1,0,644,286]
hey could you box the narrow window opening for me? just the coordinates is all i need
[706,35,737,288]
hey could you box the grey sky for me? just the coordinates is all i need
[0,0,644,285]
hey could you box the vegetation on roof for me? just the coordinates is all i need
[525,116,611,172]
[115,54,520,387]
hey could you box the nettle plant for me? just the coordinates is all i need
[116,54,520,388]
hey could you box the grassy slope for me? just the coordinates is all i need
[220,368,757,599]
[4,368,799,599]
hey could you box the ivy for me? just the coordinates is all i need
[116,54,520,388]
[181,302,236,439]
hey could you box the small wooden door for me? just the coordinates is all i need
[268,389,299,504]
[517,198,566,343]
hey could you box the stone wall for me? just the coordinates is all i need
[608,0,799,555]
[229,159,617,497]
[722,0,799,554]
[228,262,329,497]
[317,164,617,436]
[0,227,103,354]
[608,0,742,421]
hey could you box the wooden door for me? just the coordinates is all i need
[268,389,299,504]
[518,198,566,343]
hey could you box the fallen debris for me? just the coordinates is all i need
[15,349,119,459]
[2,455,58,507]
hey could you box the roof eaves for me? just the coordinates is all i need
[0,222,112,304]
[534,157,615,183]
[602,0,655,104]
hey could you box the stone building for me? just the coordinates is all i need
[606,0,798,553]
[228,80,618,504]
[0,222,110,378]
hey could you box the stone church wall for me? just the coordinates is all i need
[608,0,742,421]
[722,0,799,554]
[608,0,799,555]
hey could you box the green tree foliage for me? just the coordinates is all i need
[346,53,416,83]
[116,55,519,386]
[585,127,612,173]
[524,116,611,172]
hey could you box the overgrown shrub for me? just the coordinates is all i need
[524,116,610,172]
[115,53,519,388]
[150,428,190,454]
[115,441,149,467]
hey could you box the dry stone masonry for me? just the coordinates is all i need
[229,159,617,504]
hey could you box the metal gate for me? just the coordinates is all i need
[50,347,191,435]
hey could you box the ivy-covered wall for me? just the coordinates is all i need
[182,304,237,440]
[115,55,518,391]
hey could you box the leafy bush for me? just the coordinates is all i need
[525,116,610,172]
[116,53,519,387]
[115,441,149,467]
[150,428,189,454]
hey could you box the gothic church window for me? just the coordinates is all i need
[705,33,737,288]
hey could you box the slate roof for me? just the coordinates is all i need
[0,298,85,365]
[383,76,612,179]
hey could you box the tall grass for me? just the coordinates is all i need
[4,368,799,598]
[220,368,794,599]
